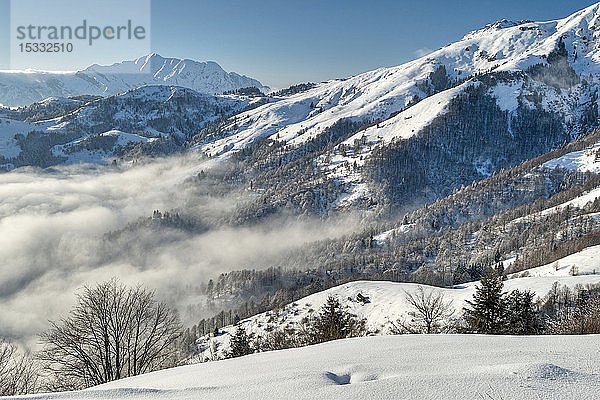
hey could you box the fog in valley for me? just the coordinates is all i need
[0,154,356,348]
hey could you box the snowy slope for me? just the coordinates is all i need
[510,245,600,278]
[508,184,600,226]
[192,3,600,207]
[202,1,600,151]
[0,54,266,107]
[52,130,158,165]
[507,146,600,224]
[0,118,40,158]
[543,141,600,173]
[0,85,250,167]
[194,277,600,361]
[13,335,600,400]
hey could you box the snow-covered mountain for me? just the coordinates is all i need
[193,126,600,330]
[5,5,600,212]
[188,2,600,211]
[0,53,266,107]
[0,85,256,169]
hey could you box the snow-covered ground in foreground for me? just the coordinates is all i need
[13,335,600,400]
[194,276,600,361]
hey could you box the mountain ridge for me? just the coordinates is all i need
[186,2,600,213]
[0,53,267,107]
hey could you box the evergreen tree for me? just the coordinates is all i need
[505,289,540,334]
[228,326,253,358]
[313,296,360,342]
[463,271,507,333]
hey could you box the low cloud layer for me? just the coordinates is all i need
[0,155,355,348]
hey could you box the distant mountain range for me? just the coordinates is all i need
[0,53,267,107]
[0,85,260,169]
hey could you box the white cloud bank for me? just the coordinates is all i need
[0,155,355,348]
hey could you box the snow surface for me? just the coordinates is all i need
[489,81,523,112]
[52,130,157,165]
[509,244,600,278]
[193,277,600,361]
[508,183,600,226]
[372,225,412,245]
[543,142,600,173]
[495,144,600,226]
[12,335,600,400]
[0,118,35,158]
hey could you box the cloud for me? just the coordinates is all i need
[414,47,434,58]
[0,154,356,348]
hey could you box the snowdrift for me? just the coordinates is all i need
[13,335,600,400]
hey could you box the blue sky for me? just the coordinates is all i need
[1,0,598,88]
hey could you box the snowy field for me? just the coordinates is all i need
[10,335,600,400]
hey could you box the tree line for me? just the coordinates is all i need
[4,272,600,394]
[215,271,600,362]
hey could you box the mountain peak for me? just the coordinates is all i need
[0,54,266,106]
[555,2,600,31]
[488,19,532,30]
[463,19,533,40]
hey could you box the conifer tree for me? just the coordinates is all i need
[505,289,540,334]
[313,296,356,342]
[463,271,507,333]
[228,326,253,358]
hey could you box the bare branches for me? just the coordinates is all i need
[548,292,600,334]
[38,278,182,390]
[0,339,38,395]
[398,287,454,334]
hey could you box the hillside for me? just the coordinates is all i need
[4,6,600,214]
[6,3,600,399]
[193,129,600,314]
[11,335,600,400]
[182,3,600,213]
[0,86,256,169]
[6,2,600,363]
[192,276,600,361]
[510,245,600,277]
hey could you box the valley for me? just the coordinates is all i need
[3,2,600,399]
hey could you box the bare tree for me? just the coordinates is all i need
[38,278,182,390]
[0,339,38,395]
[549,292,600,334]
[396,287,454,334]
